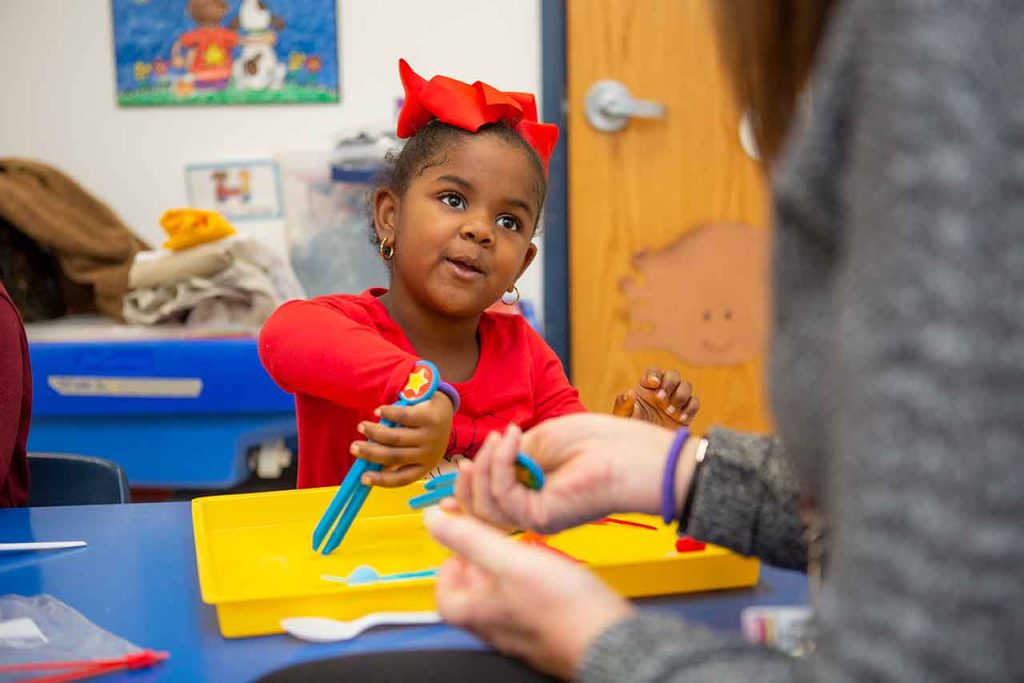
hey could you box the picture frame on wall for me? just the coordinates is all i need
[185,160,282,221]
[111,0,340,107]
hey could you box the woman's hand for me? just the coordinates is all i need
[613,367,699,428]
[426,508,633,680]
[354,392,454,486]
[445,415,678,534]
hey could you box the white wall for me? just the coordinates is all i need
[0,0,547,316]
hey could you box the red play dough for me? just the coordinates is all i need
[675,536,706,553]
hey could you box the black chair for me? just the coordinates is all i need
[28,453,132,506]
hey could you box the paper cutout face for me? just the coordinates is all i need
[620,222,769,366]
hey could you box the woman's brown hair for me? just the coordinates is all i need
[711,1,835,166]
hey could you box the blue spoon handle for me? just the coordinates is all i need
[424,472,458,491]
[408,486,455,510]
[405,452,545,511]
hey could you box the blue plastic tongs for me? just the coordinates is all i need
[312,359,441,555]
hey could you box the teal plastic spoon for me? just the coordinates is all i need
[321,564,438,585]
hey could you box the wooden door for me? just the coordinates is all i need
[567,0,773,435]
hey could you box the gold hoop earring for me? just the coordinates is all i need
[379,237,395,261]
[501,286,520,306]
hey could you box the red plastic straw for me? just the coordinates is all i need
[593,517,659,531]
[0,650,168,683]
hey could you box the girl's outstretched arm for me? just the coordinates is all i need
[259,298,419,413]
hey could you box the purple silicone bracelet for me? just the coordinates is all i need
[437,381,460,413]
[661,427,690,525]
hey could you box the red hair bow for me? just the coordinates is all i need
[396,59,559,172]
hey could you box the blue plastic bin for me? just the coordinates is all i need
[27,337,296,489]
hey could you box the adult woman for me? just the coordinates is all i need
[425,0,1024,680]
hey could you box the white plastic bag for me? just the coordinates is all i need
[0,594,139,671]
[277,131,394,298]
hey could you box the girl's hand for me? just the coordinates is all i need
[425,508,633,680]
[613,367,699,427]
[353,392,454,486]
[445,416,678,534]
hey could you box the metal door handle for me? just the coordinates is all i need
[585,80,666,132]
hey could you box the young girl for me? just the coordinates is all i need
[259,60,697,489]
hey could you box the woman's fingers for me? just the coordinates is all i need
[434,556,507,633]
[447,428,530,530]
[470,431,513,527]
[488,425,523,505]
[434,558,476,622]
[425,507,531,575]
[452,455,478,513]
[427,506,635,679]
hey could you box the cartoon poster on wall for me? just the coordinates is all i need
[111,0,339,106]
[186,160,282,220]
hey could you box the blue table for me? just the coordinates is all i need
[0,503,808,681]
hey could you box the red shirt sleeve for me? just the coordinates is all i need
[0,289,30,507]
[179,29,200,48]
[258,297,418,413]
[522,324,586,428]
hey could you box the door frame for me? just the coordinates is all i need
[541,0,571,372]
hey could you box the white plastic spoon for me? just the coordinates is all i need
[281,611,442,643]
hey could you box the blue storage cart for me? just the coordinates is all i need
[27,329,296,489]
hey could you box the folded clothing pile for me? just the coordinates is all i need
[123,209,305,333]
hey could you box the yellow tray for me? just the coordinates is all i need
[192,486,759,638]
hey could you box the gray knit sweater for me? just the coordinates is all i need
[581,0,1024,680]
